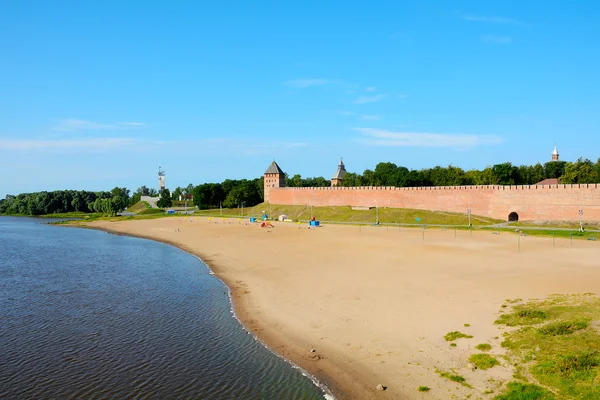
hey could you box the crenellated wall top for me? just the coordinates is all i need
[275,184,600,191]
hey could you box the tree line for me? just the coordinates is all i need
[338,158,600,187]
[0,187,130,216]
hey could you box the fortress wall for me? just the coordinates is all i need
[269,184,600,221]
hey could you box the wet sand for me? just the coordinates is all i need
[87,218,600,399]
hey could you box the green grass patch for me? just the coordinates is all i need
[417,386,430,392]
[494,382,555,400]
[127,201,151,213]
[450,343,457,347]
[495,309,548,326]
[138,208,165,215]
[496,294,600,399]
[534,350,600,378]
[537,320,588,336]
[438,370,469,386]
[444,331,473,341]
[476,343,492,352]
[464,323,471,327]
[201,202,503,226]
[469,353,500,370]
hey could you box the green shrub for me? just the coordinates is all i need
[418,386,430,392]
[469,353,500,370]
[494,382,555,400]
[495,309,548,326]
[444,331,473,341]
[537,320,587,336]
[475,343,492,351]
[535,350,600,378]
[439,371,465,383]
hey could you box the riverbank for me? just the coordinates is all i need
[81,217,600,399]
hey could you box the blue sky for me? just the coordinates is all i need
[2,1,599,197]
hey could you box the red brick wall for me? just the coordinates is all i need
[269,184,600,221]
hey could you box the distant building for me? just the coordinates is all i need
[535,178,560,186]
[263,160,285,202]
[158,166,166,193]
[331,158,347,186]
[551,145,560,161]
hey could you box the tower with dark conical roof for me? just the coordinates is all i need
[264,160,285,202]
[331,158,347,186]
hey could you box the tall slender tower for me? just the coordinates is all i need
[158,166,166,193]
[263,161,285,202]
[551,145,559,161]
[331,158,347,186]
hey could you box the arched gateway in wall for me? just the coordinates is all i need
[508,212,519,222]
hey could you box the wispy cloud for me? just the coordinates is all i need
[365,86,376,92]
[462,14,529,27]
[284,79,343,88]
[54,119,145,131]
[354,94,387,104]
[339,110,354,116]
[361,115,380,121]
[0,137,137,151]
[355,128,503,149]
[482,34,512,44]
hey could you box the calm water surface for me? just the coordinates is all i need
[0,217,327,399]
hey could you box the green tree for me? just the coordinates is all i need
[544,161,567,179]
[561,158,599,184]
[157,189,173,208]
[492,162,518,185]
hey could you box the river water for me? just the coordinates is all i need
[0,217,327,399]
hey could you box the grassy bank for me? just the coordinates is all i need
[481,227,599,240]
[195,203,502,226]
[493,294,600,399]
[127,201,152,213]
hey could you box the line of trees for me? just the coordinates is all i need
[0,187,130,216]
[338,158,600,187]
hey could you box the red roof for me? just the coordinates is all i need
[535,178,560,185]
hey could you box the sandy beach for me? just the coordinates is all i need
[86,218,600,399]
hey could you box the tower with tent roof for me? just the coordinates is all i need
[263,160,285,202]
[331,158,347,186]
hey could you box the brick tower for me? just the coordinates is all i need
[331,158,347,186]
[264,160,285,202]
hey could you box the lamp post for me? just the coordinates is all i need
[183,190,187,213]
[220,201,222,217]
[241,201,246,217]
[579,206,584,232]
[374,200,379,225]
[467,204,472,227]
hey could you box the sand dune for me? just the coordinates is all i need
[88,218,600,399]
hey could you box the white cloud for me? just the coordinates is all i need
[284,79,343,88]
[462,14,529,26]
[339,110,354,116]
[354,94,387,104]
[482,34,512,44]
[365,86,376,92]
[54,119,145,131]
[0,137,136,151]
[355,128,503,149]
[361,115,380,121]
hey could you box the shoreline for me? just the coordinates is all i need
[70,223,349,399]
[69,217,600,399]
